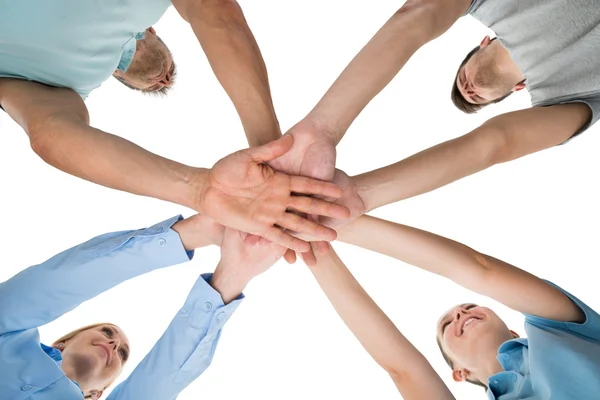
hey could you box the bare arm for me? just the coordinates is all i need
[0,78,203,209]
[355,103,592,211]
[338,216,585,323]
[172,0,280,147]
[307,0,471,143]
[310,245,455,400]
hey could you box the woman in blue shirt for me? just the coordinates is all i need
[308,215,600,399]
[0,214,285,400]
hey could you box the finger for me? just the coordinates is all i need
[290,176,343,199]
[283,249,297,264]
[278,212,337,242]
[288,196,350,220]
[264,226,310,253]
[313,241,331,255]
[248,135,294,163]
[300,248,317,267]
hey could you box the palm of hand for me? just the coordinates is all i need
[201,150,289,235]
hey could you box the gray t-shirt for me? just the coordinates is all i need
[466,0,600,138]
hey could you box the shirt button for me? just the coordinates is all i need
[493,380,499,385]
[205,302,212,310]
[217,312,226,321]
[154,227,163,233]
[502,354,509,360]
[21,385,33,391]
[158,238,166,246]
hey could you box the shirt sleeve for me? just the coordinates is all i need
[0,215,192,335]
[557,96,600,144]
[106,273,244,400]
[524,281,600,343]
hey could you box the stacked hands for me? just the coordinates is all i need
[195,121,366,267]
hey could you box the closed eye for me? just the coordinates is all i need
[119,348,129,361]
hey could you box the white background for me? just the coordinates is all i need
[1,1,599,399]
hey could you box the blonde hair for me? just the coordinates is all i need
[53,322,128,398]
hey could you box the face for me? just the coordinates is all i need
[456,38,517,104]
[58,325,130,392]
[114,27,176,92]
[437,304,513,373]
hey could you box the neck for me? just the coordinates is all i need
[474,356,505,387]
[62,364,92,395]
[493,41,526,85]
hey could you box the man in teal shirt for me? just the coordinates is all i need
[0,0,350,256]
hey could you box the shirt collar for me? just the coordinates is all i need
[117,31,145,72]
[486,338,531,399]
[41,343,63,363]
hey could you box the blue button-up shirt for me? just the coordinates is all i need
[0,0,171,99]
[487,282,600,399]
[0,216,243,400]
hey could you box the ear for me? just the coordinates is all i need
[53,342,66,351]
[147,27,157,35]
[112,69,124,78]
[509,329,520,338]
[512,82,526,92]
[452,368,469,382]
[480,35,492,49]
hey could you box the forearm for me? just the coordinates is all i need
[307,3,457,143]
[31,117,205,210]
[185,0,281,146]
[337,216,586,322]
[107,273,243,400]
[338,216,487,287]
[354,128,501,211]
[311,246,431,376]
[0,216,191,335]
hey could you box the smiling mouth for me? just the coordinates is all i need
[461,317,480,334]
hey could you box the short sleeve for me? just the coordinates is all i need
[557,95,600,144]
[463,0,485,16]
[524,281,600,343]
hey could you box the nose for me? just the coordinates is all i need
[109,339,121,353]
[158,70,173,87]
[454,307,468,321]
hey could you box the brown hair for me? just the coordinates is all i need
[450,38,513,114]
[53,323,127,398]
[436,335,488,390]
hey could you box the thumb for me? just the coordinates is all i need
[248,135,294,163]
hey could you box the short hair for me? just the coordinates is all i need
[54,323,128,398]
[450,38,512,114]
[436,335,488,390]
[113,73,174,98]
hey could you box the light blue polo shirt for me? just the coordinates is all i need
[487,282,600,399]
[0,0,172,99]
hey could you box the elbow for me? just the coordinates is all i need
[463,123,513,169]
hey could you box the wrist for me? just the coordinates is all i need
[352,173,377,213]
[189,168,210,213]
[302,112,343,145]
[210,263,249,304]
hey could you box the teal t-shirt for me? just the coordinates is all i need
[486,282,600,399]
[0,0,172,99]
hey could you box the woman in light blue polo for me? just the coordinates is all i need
[0,214,285,400]
[309,215,600,399]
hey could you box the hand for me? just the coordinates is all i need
[199,136,350,253]
[171,214,225,251]
[211,228,287,303]
[292,169,366,242]
[268,120,337,182]
[267,121,338,265]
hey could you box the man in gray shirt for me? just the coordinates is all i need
[279,0,598,219]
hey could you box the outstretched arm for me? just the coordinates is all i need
[306,0,471,144]
[338,215,585,323]
[172,0,280,147]
[309,244,455,400]
[354,104,592,211]
[107,228,286,400]
[0,214,221,336]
